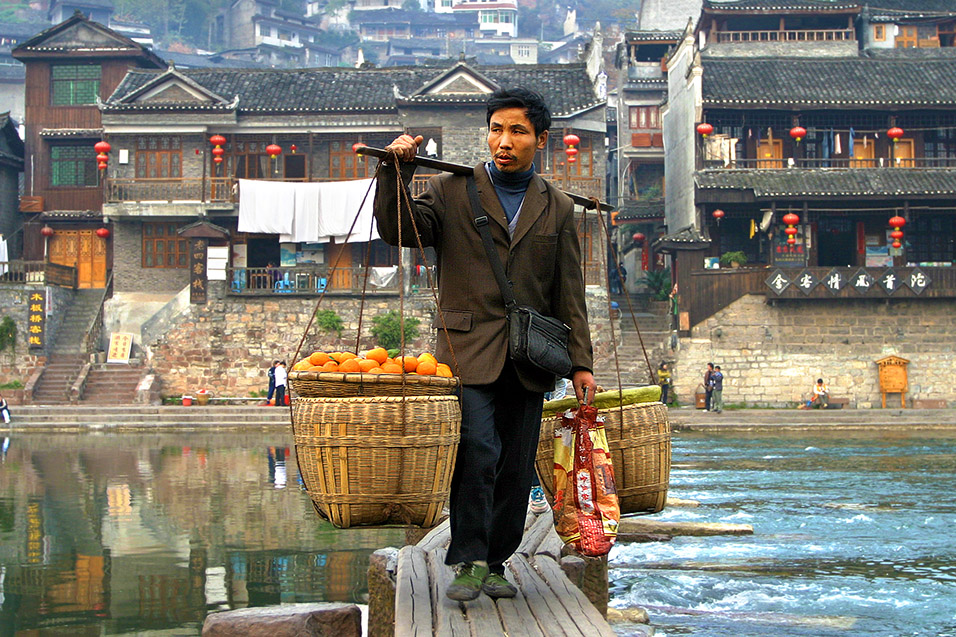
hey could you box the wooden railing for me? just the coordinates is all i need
[0,261,77,288]
[710,158,956,170]
[685,266,956,328]
[717,29,854,43]
[82,271,112,355]
[226,265,436,296]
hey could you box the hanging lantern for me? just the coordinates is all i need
[892,241,902,249]
[789,126,806,142]
[94,141,111,155]
[96,227,110,238]
[785,226,798,236]
[712,209,725,220]
[352,142,367,153]
[633,232,646,242]
[213,156,223,164]
[96,152,109,163]
[696,123,713,137]
[211,146,225,158]
[98,161,108,171]
[782,212,800,226]
[563,133,580,147]
[888,215,906,229]
[787,237,796,245]
[290,144,297,154]
[890,230,904,240]
[782,212,800,246]
[266,144,282,159]
[40,225,54,237]
[209,134,226,147]
[565,146,579,163]
[887,127,904,142]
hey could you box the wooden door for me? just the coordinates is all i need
[326,239,352,290]
[851,140,876,167]
[48,229,107,288]
[893,139,915,167]
[756,139,783,168]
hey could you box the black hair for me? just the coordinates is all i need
[817,378,824,383]
[486,87,552,137]
[715,365,721,370]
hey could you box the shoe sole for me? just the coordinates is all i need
[482,584,517,599]
[446,586,482,602]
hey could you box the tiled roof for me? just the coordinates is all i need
[625,30,683,42]
[865,47,956,60]
[105,63,601,117]
[696,169,956,198]
[703,0,859,11]
[40,128,103,136]
[619,199,665,219]
[702,57,956,107]
[654,225,710,247]
[865,0,956,20]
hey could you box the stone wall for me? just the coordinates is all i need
[0,285,76,388]
[147,282,616,397]
[673,295,956,408]
[112,218,191,294]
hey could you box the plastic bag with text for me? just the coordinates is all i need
[551,404,620,557]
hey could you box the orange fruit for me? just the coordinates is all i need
[357,359,380,372]
[400,356,419,372]
[436,363,453,378]
[366,347,388,365]
[418,352,437,366]
[309,351,330,366]
[308,365,324,371]
[292,359,312,371]
[381,362,403,374]
[368,367,385,374]
[328,352,343,362]
[339,358,361,372]
[338,352,358,361]
[416,360,437,376]
[321,360,340,372]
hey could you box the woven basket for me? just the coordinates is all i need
[290,370,460,398]
[292,394,460,529]
[536,401,670,515]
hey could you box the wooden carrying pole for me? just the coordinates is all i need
[356,146,614,211]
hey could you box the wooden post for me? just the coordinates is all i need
[367,548,397,637]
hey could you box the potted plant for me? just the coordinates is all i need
[719,251,748,268]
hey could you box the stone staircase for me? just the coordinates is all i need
[80,362,148,404]
[30,289,109,404]
[594,295,674,390]
[9,405,291,430]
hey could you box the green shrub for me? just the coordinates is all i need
[371,311,420,351]
[720,251,748,267]
[0,316,15,352]
[0,380,23,390]
[315,309,344,337]
[642,268,672,301]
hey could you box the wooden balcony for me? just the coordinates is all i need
[713,158,956,170]
[0,261,77,288]
[226,265,436,297]
[716,28,854,43]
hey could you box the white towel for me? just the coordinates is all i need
[369,265,398,288]
[0,236,7,276]
[315,178,379,243]
[238,179,295,235]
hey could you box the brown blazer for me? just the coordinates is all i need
[374,161,593,393]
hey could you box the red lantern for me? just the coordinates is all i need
[565,147,579,159]
[789,126,806,142]
[888,215,906,229]
[633,232,646,242]
[96,227,110,238]
[892,240,902,249]
[40,225,54,237]
[787,237,796,245]
[712,209,725,220]
[785,226,798,236]
[696,123,713,137]
[98,161,108,171]
[887,127,904,142]
[352,142,366,153]
[211,146,225,157]
[290,144,297,154]
[266,144,282,159]
[782,212,800,226]
[890,230,904,240]
[96,153,109,163]
[563,133,580,147]
[209,134,226,147]
[94,141,111,154]
[213,156,223,164]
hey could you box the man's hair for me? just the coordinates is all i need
[486,88,552,136]
[707,362,714,368]
[715,365,721,370]
[817,378,824,383]
[273,360,279,365]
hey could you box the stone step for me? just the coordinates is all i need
[9,406,292,428]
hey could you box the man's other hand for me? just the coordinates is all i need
[572,370,597,406]
[384,134,424,163]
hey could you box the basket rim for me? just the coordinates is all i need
[290,370,460,387]
[292,393,461,404]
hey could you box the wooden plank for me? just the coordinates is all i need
[395,546,433,637]
[508,554,574,637]
[427,547,473,636]
[516,512,556,558]
[496,565,547,637]
[463,585,507,637]
[534,557,617,637]
[417,518,451,552]
[535,527,564,561]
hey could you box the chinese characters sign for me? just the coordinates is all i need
[107,333,134,364]
[27,290,45,349]
[190,238,208,304]
[772,225,806,267]
[765,267,931,297]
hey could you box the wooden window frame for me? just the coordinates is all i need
[50,144,99,187]
[873,24,886,42]
[142,221,188,269]
[551,135,593,177]
[135,136,182,179]
[629,106,660,130]
[230,139,272,179]
[51,64,101,106]
[329,139,369,179]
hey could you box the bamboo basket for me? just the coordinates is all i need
[290,370,460,397]
[292,393,460,529]
[536,400,670,515]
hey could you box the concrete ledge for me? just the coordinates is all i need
[912,399,948,409]
[201,603,362,637]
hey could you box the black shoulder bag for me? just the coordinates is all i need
[466,176,572,378]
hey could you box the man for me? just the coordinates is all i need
[267,359,278,405]
[711,365,724,413]
[703,362,714,411]
[811,378,829,409]
[273,361,287,407]
[374,87,596,602]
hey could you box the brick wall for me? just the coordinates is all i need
[0,285,75,389]
[112,219,190,293]
[673,294,956,408]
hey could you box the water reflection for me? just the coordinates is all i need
[0,432,405,635]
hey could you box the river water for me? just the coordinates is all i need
[1,429,954,635]
[610,430,956,637]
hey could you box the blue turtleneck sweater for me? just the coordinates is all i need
[487,162,535,223]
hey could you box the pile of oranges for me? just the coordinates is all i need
[292,348,454,377]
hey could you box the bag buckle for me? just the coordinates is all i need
[474,215,488,228]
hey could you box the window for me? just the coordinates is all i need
[551,135,593,177]
[629,106,660,130]
[51,64,100,106]
[329,140,368,179]
[50,145,98,187]
[873,24,886,41]
[142,222,188,268]
[231,139,271,179]
[135,136,182,179]
[897,26,918,48]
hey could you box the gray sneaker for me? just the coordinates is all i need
[482,572,517,599]
[446,562,489,601]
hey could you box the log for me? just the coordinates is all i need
[618,518,753,536]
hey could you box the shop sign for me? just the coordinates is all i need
[107,333,134,364]
[773,225,806,267]
[765,269,791,295]
[850,269,876,294]
[877,269,903,295]
[822,269,847,295]
[767,267,932,297]
[794,269,818,295]
[190,238,208,304]
[907,268,930,295]
[27,290,45,349]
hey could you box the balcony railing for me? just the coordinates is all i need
[705,157,956,170]
[0,261,77,288]
[717,29,854,43]
[226,265,437,296]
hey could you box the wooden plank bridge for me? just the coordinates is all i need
[368,510,623,637]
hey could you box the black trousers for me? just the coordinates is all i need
[274,384,285,406]
[445,362,544,572]
[705,388,712,411]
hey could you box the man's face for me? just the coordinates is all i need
[487,106,548,173]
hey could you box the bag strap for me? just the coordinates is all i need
[466,175,516,312]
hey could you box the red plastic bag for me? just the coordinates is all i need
[551,403,620,557]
